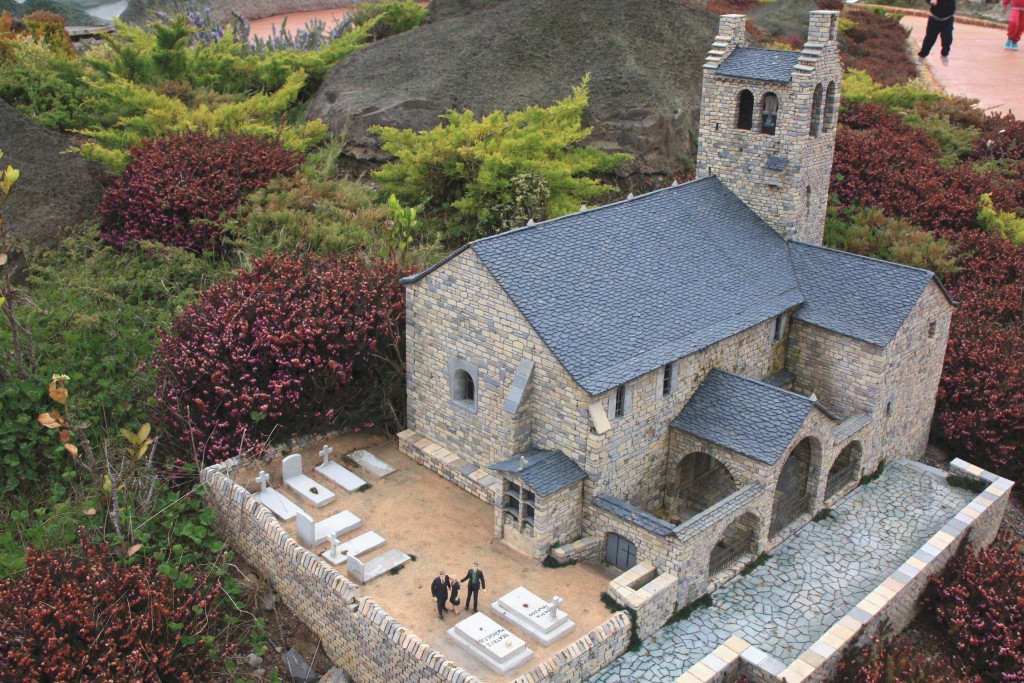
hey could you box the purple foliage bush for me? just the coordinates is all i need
[99,132,301,253]
[151,252,407,466]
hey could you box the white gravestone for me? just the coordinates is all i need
[447,612,533,675]
[321,531,386,566]
[350,449,396,478]
[254,470,301,521]
[282,453,336,508]
[491,586,576,645]
[314,446,367,492]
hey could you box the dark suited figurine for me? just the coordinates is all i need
[460,562,486,613]
[430,570,451,620]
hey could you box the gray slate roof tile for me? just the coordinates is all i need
[594,495,675,536]
[716,47,802,83]
[469,177,801,395]
[788,242,947,347]
[490,448,586,497]
[671,369,833,464]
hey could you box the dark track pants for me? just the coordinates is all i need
[918,16,954,57]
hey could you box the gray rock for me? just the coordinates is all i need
[306,0,718,177]
[244,652,264,667]
[282,647,318,683]
[261,592,277,612]
[0,100,106,253]
[319,667,352,683]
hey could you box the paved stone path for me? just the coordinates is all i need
[590,461,973,683]
[902,14,1024,117]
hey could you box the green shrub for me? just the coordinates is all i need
[824,204,959,278]
[977,192,1024,245]
[902,113,981,168]
[351,1,429,40]
[372,76,629,241]
[0,38,90,130]
[841,69,942,111]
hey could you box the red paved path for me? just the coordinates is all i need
[902,13,1024,116]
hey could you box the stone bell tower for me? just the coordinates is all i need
[695,11,842,245]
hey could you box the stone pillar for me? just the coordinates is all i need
[806,10,839,45]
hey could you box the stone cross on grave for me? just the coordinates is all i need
[256,470,270,493]
[320,445,334,467]
[546,596,563,621]
[328,532,340,557]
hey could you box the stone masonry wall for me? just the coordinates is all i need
[786,320,884,420]
[404,249,592,469]
[589,318,786,510]
[202,456,633,683]
[876,281,953,468]
[696,12,841,246]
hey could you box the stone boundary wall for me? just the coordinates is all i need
[549,536,601,564]
[202,455,632,683]
[609,562,679,640]
[668,458,1014,683]
[398,430,498,505]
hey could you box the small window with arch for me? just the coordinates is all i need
[761,93,779,135]
[450,363,479,412]
[809,84,823,137]
[737,90,754,130]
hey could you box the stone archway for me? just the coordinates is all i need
[667,452,737,524]
[769,437,818,537]
[825,441,862,501]
[709,511,759,577]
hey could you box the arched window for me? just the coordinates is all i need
[760,93,779,135]
[737,89,754,130]
[809,84,823,137]
[822,81,838,133]
[453,369,475,402]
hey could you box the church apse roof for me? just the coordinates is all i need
[715,47,802,83]
[490,449,586,496]
[671,369,835,465]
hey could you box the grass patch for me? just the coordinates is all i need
[812,508,835,523]
[542,554,577,569]
[357,483,373,493]
[666,594,713,625]
[860,460,886,486]
[740,553,770,576]
[599,591,642,652]
[946,474,988,494]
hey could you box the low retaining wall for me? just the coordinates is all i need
[670,458,1014,683]
[398,430,498,505]
[202,455,632,683]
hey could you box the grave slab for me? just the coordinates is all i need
[347,549,410,584]
[315,461,367,492]
[350,449,396,478]
[254,470,301,521]
[296,509,361,547]
[492,587,576,645]
[322,531,386,565]
[282,453,336,508]
[447,612,534,675]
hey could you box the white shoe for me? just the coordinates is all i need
[915,56,924,65]
[941,55,949,66]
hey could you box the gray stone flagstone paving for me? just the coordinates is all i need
[590,460,973,682]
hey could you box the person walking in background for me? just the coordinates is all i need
[461,562,486,613]
[430,570,451,620]
[917,0,957,65]
[1005,0,1023,50]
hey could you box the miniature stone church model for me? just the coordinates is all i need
[398,11,954,602]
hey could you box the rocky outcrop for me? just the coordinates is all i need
[307,0,720,176]
[120,0,355,25]
[0,100,106,251]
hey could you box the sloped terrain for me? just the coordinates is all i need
[307,0,721,176]
[0,100,106,251]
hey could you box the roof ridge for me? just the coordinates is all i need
[788,239,935,277]
[709,368,838,420]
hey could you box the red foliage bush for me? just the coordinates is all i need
[0,531,221,683]
[832,104,986,234]
[923,535,1024,681]
[840,9,917,85]
[936,230,1024,481]
[152,253,407,466]
[99,132,301,253]
[835,633,979,682]
[705,0,758,15]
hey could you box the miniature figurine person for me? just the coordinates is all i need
[430,570,451,620]
[447,575,462,615]
[461,562,486,613]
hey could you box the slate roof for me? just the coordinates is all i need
[716,47,802,83]
[671,369,834,464]
[490,448,586,497]
[451,177,800,395]
[787,241,953,347]
[594,495,675,536]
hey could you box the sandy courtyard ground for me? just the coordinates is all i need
[233,432,620,682]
